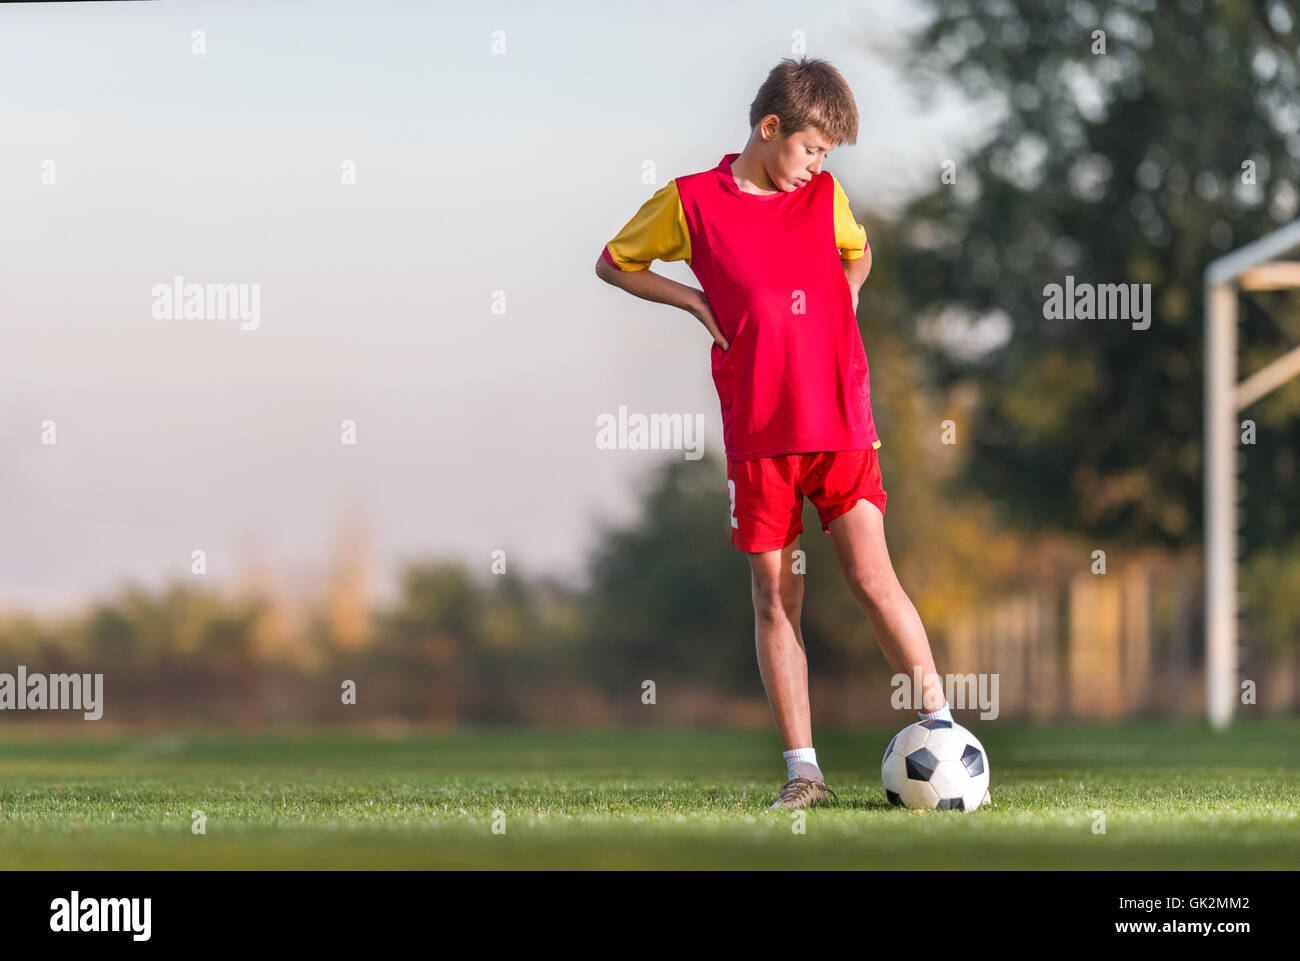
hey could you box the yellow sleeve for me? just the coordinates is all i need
[830,173,868,260]
[601,180,691,271]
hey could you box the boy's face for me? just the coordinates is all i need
[760,120,835,191]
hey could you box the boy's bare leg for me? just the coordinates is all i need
[748,535,812,750]
[826,499,948,712]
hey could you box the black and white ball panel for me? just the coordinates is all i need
[880,720,990,812]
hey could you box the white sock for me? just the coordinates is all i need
[783,747,822,782]
[918,704,954,723]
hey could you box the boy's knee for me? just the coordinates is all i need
[848,566,894,611]
[751,581,801,623]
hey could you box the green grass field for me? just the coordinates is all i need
[0,719,1297,869]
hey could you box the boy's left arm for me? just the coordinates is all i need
[830,172,871,314]
[843,246,872,314]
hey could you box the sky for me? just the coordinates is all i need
[0,0,984,612]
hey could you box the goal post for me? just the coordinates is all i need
[1204,218,1300,730]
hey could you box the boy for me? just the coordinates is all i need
[595,57,953,809]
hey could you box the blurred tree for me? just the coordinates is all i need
[888,0,1300,551]
[376,562,483,725]
[581,453,757,698]
[321,509,373,654]
[201,605,266,729]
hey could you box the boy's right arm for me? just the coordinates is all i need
[594,254,728,351]
[595,180,730,351]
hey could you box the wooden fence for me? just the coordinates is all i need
[942,550,1299,720]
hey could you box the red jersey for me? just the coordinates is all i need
[601,153,880,461]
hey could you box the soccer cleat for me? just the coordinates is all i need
[768,776,839,810]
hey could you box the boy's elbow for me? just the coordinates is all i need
[854,248,873,284]
[595,255,620,284]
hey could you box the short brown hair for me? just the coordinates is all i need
[748,57,858,146]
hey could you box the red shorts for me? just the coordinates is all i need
[726,448,887,552]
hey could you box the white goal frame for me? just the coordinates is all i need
[1204,218,1300,729]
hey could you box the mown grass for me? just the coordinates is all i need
[0,720,1296,868]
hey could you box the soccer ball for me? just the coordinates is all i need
[881,719,990,811]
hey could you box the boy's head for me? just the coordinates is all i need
[745,57,858,191]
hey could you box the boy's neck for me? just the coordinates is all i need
[729,145,780,196]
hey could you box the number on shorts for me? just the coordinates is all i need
[728,479,739,529]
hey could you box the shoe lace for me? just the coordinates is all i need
[779,776,839,805]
